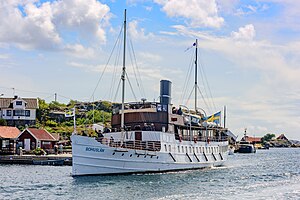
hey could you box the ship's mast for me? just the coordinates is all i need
[194,39,198,113]
[121,9,127,131]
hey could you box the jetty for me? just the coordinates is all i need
[0,154,72,166]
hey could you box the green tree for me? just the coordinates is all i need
[0,118,7,126]
[49,101,67,111]
[261,133,275,143]
[36,98,49,125]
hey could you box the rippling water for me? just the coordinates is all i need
[0,148,299,200]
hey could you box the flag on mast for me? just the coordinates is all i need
[65,108,75,117]
[204,111,221,124]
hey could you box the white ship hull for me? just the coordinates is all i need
[71,132,228,176]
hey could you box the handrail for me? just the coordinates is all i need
[96,138,161,151]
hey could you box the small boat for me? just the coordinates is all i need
[234,129,256,153]
[33,159,65,166]
[235,141,256,153]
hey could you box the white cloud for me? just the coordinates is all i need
[231,24,256,40]
[216,0,240,14]
[51,0,110,43]
[0,0,110,50]
[0,54,10,59]
[154,0,224,28]
[138,52,162,62]
[0,1,60,50]
[63,44,95,58]
[128,20,154,40]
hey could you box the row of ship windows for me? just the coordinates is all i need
[164,144,226,154]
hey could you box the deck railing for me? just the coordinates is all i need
[180,135,228,142]
[96,138,161,152]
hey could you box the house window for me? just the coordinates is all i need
[6,110,12,116]
[25,110,30,117]
[13,110,25,116]
[2,140,9,148]
[16,101,22,105]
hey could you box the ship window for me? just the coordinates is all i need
[178,146,180,153]
[164,144,167,152]
[185,146,188,153]
[168,145,171,152]
[16,101,22,105]
[182,146,184,153]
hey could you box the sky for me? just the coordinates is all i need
[0,0,299,140]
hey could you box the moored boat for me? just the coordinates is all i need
[235,141,256,153]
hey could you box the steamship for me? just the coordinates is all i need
[71,10,229,176]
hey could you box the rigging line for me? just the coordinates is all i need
[56,94,73,101]
[0,86,53,95]
[89,25,124,103]
[198,49,216,111]
[127,42,139,89]
[128,36,146,98]
[107,33,123,101]
[180,50,195,105]
[125,71,149,125]
[184,85,195,108]
[112,78,122,103]
[41,94,56,101]
[197,85,212,114]
[125,72,138,102]
[128,39,141,98]
[180,49,194,105]
[197,50,212,111]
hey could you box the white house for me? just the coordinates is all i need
[0,96,38,126]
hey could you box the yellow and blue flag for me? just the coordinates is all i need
[204,111,221,124]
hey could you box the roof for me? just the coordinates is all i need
[242,136,261,143]
[21,128,58,141]
[277,134,288,141]
[0,126,20,139]
[0,97,38,109]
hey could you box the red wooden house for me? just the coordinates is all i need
[17,128,59,153]
[0,126,20,154]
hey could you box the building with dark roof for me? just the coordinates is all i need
[17,128,59,153]
[277,134,289,141]
[0,126,20,154]
[0,96,38,126]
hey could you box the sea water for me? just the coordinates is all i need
[0,148,299,200]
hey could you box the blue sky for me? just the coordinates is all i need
[0,0,300,140]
